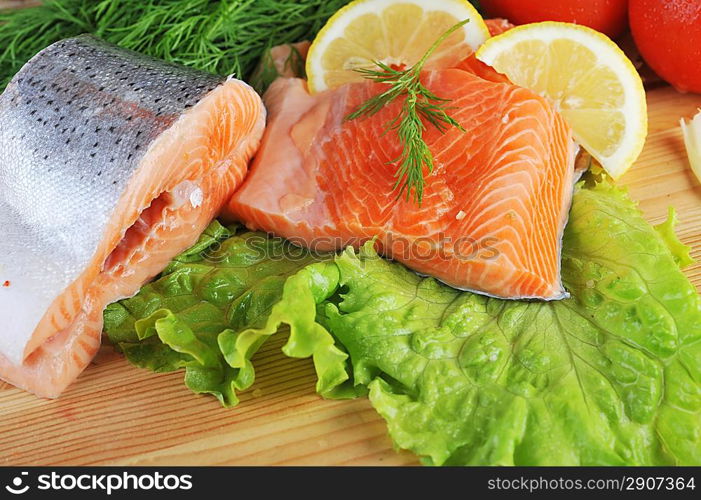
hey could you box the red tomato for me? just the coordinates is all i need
[629,0,701,93]
[480,0,629,38]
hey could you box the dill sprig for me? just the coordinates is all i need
[346,19,469,204]
[0,0,353,91]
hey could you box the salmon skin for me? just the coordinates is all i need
[0,36,265,397]
[227,54,575,300]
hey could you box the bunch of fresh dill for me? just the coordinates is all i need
[0,0,352,91]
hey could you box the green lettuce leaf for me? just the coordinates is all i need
[654,207,695,269]
[219,259,362,399]
[104,220,334,406]
[311,178,701,465]
[104,178,701,465]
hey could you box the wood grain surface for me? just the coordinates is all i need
[0,0,39,8]
[0,14,699,464]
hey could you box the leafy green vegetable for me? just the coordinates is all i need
[315,178,701,465]
[220,259,360,399]
[654,207,694,269]
[105,177,701,465]
[104,220,334,406]
[0,0,354,91]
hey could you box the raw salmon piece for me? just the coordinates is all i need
[270,41,311,78]
[227,66,575,300]
[0,36,265,398]
[456,18,515,82]
[250,41,311,93]
[485,18,515,36]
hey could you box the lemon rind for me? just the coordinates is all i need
[476,21,647,179]
[680,111,701,184]
[306,0,489,94]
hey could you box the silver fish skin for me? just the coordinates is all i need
[0,35,224,364]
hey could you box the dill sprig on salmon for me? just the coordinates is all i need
[346,20,469,204]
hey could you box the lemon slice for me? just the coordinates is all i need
[681,110,701,184]
[477,22,647,179]
[306,0,490,94]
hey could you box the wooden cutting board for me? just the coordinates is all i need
[0,0,39,9]
[0,9,699,463]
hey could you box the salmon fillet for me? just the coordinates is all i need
[0,36,265,398]
[227,62,575,299]
[485,18,515,36]
[456,18,514,82]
